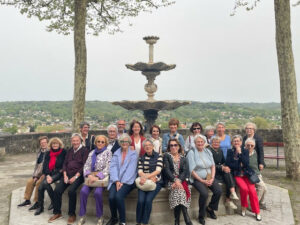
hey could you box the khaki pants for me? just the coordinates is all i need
[256,174,267,205]
[24,176,44,202]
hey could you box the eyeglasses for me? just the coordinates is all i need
[246,128,254,130]
[118,124,125,126]
[120,140,130,144]
[97,141,105,144]
[246,144,255,147]
[108,130,116,133]
[170,144,178,148]
[193,127,201,131]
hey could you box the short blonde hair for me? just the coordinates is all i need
[244,122,257,131]
[94,135,109,146]
[48,137,64,149]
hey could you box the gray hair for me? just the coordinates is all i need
[80,121,90,129]
[118,133,132,145]
[71,133,83,142]
[211,136,221,143]
[245,137,256,147]
[215,122,226,129]
[244,122,257,131]
[204,125,215,134]
[142,138,154,148]
[232,135,242,142]
[194,134,207,143]
[107,124,118,133]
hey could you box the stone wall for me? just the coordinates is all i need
[0,129,283,154]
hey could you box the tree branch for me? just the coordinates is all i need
[141,0,158,8]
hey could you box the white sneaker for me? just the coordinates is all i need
[241,209,246,217]
[256,214,262,221]
[77,217,85,225]
[225,200,237,210]
[230,191,239,200]
[97,217,104,225]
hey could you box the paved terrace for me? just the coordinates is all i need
[0,151,296,225]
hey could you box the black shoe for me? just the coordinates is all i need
[206,207,217,219]
[181,206,193,225]
[34,207,44,216]
[48,203,53,210]
[29,202,39,211]
[174,205,181,225]
[198,217,205,225]
[106,217,118,225]
[17,200,31,207]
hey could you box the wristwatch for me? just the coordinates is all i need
[75,175,78,179]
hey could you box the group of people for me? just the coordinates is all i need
[17,119,267,225]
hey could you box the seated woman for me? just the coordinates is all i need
[106,134,138,225]
[187,134,222,225]
[164,139,193,225]
[149,125,162,154]
[207,136,239,210]
[214,122,231,159]
[185,122,205,152]
[129,120,146,157]
[136,138,163,225]
[244,137,267,210]
[226,135,262,221]
[34,137,66,216]
[162,118,185,153]
[78,135,112,225]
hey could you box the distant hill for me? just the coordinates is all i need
[0,101,283,130]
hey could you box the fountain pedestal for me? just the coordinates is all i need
[113,36,190,130]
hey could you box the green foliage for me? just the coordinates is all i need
[1,0,174,35]
[252,116,270,129]
[3,125,18,134]
[36,124,65,133]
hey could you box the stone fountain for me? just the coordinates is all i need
[113,36,190,130]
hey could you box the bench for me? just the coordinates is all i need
[263,142,284,169]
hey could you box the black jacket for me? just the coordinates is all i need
[242,133,265,167]
[207,146,225,180]
[163,153,189,183]
[225,148,249,177]
[42,149,67,182]
[111,141,120,154]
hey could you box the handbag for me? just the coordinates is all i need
[32,162,43,178]
[248,173,260,184]
[84,172,109,187]
[135,177,156,191]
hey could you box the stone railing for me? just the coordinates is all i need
[0,129,282,155]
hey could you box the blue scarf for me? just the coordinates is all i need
[91,147,107,172]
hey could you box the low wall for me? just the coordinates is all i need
[0,129,283,154]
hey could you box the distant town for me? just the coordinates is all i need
[0,101,283,135]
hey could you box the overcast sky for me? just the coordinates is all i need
[0,0,299,103]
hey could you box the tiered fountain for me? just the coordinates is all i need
[113,36,190,130]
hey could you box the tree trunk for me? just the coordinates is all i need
[72,0,87,132]
[274,0,300,179]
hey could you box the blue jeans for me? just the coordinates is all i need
[136,184,161,224]
[108,183,135,223]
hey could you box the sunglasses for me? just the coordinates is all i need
[246,144,255,147]
[170,144,178,148]
[97,141,105,144]
[120,140,130,144]
[193,127,201,130]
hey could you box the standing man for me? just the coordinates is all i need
[117,120,126,138]
[106,125,120,154]
[18,136,49,210]
[80,122,95,152]
[48,133,89,224]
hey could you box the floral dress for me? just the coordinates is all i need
[167,153,191,209]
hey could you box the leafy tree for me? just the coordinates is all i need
[234,0,300,179]
[3,125,18,134]
[252,116,270,129]
[1,0,174,131]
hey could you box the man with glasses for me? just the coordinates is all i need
[117,120,126,138]
[107,124,120,154]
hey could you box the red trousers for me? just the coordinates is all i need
[235,176,260,214]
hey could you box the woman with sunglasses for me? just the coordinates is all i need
[106,134,138,225]
[185,122,205,152]
[187,134,221,225]
[78,135,112,225]
[245,137,267,211]
[226,135,261,221]
[163,139,193,225]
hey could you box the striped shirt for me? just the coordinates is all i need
[138,150,163,180]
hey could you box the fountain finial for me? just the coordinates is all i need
[143,36,159,64]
